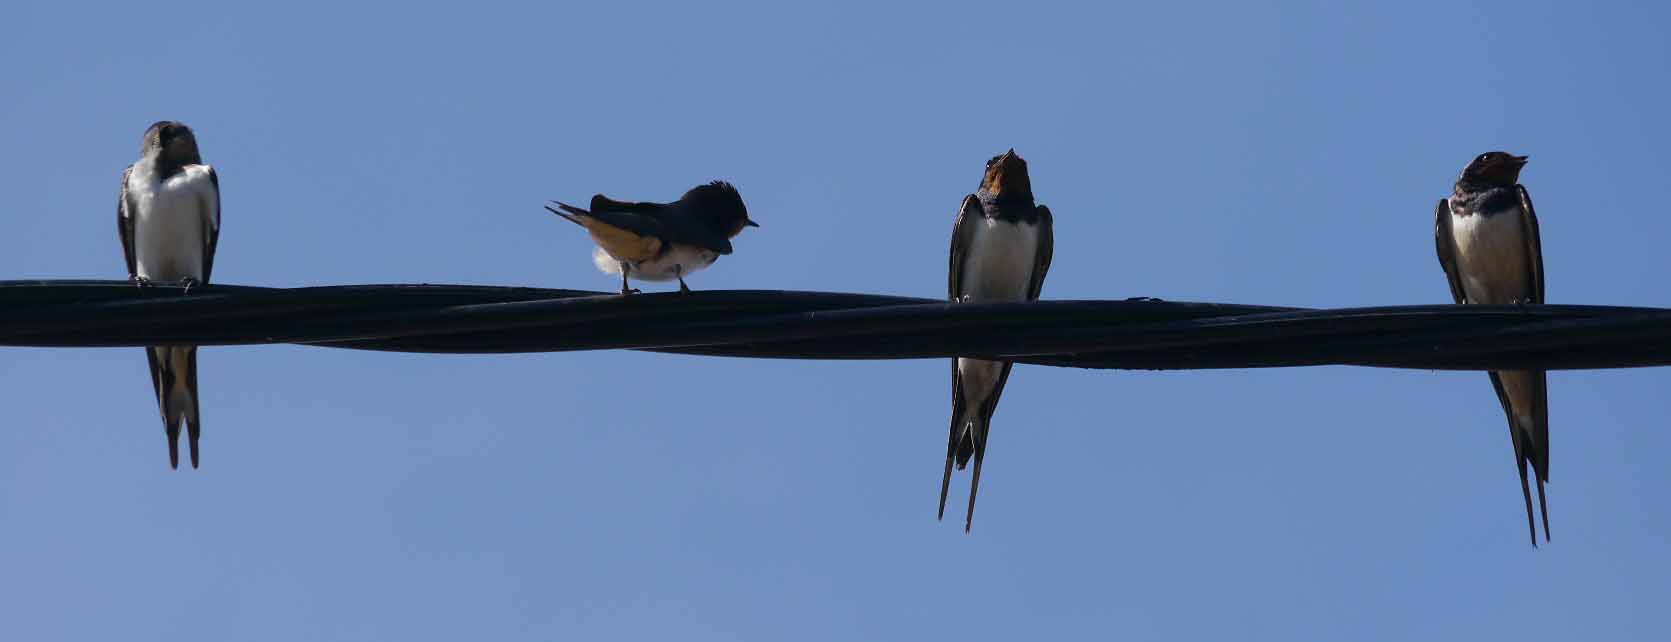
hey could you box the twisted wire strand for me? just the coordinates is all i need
[0,280,1665,371]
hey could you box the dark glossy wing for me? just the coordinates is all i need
[202,167,221,283]
[940,194,984,522]
[1433,198,1467,304]
[589,195,734,255]
[583,195,672,238]
[1518,186,1544,304]
[948,194,981,300]
[589,194,667,215]
[1028,205,1054,300]
[118,164,137,277]
[1515,184,1550,541]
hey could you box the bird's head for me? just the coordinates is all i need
[1460,151,1529,187]
[980,149,1033,204]
[143,121,203,165]
[685,180,759,238]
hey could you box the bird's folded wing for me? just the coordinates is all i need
[118,165,137,277]
[591,207,734,255]
[948,194,981,300]
[1433,198,1467,304]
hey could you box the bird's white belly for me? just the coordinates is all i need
[958,219,1039,303]
[1450,210,1529,304]
[955,218,1040,395]
[133,178,206,281]
[592,243,718,281]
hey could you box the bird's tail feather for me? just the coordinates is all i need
[184,347,201,469]
[1511,421,1549,546]
[1516,460,1537,547]
[1525,421,1549,543]
[954,415,981,469]
[939,408,987,531]
[544,201,589,226]
[149,346,202,470]
[938,412,966,522]
[1536,475,1549,543]
[965,451,985,533]
[147,347,183,469]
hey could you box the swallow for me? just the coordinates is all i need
[941,149,1054,531]
[117,121,221,469]
[1433,151,1549,546]
[545,181,759,294]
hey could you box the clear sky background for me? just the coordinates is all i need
[3,1,1669,639]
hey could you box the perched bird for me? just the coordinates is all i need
[546,181,758,294]
[1433,151,1549,546]
[941,149,1054,531]
[117,121,221,469]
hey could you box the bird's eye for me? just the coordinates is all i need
[1476,153,1492,163]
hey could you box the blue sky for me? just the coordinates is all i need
[4,1,1670,639]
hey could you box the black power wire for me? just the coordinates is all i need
[1,280,1666,371]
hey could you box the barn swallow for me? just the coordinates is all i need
[545,181,758,294]
[117,121,221,469]
[941,149,1054,531]
[1433,151,1549,546]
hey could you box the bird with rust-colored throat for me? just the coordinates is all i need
[941,149,1054,532]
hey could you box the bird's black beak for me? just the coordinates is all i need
[745,219,760,228]
[1512,155,1530,165]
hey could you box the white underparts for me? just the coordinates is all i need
[593,243,719,282]
[954,217,1042,415]
[1449,208,1530,304]
[129,162,217,282]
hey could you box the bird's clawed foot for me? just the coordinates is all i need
[178,277,201,294]
[130,275,152,288]
[617,263,641,296]
[675,265,692,294]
